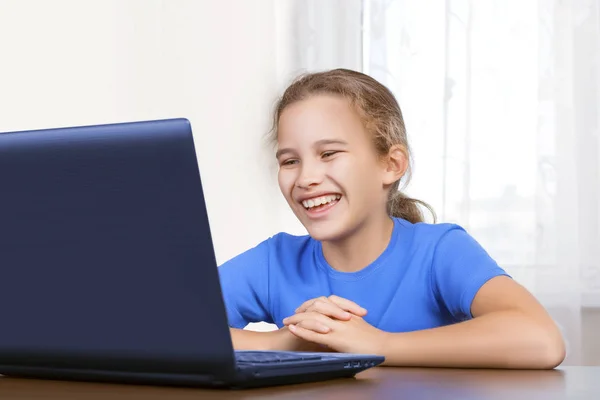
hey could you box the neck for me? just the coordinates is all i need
[321,214,395,273]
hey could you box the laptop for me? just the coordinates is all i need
[0,118,384,388]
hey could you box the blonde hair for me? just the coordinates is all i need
[270,68,435,224]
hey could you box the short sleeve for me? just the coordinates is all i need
[432,227,510,321]
[218,240,273,328]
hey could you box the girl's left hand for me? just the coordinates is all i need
[282,312,387,355]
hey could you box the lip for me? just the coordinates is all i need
[296,192,342,203]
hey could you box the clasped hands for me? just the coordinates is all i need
[282,295,387,355]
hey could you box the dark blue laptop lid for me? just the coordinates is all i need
[0,119,235,377]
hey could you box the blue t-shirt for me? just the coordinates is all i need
[218,218,509,332]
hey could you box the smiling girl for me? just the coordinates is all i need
[218,69,566,369]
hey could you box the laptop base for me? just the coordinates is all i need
[0,362,373,389]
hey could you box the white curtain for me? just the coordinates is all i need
[364,0,600,364]
[275,0,362,89]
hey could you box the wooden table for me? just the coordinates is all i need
[0,366,597,399]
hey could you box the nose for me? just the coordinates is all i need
[295,160,324,189]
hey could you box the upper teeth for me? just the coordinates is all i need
[302,194,341,209]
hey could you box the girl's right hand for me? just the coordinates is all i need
[294,295,367,321]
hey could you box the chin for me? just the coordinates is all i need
[289,200,353,242]
[303,221,349,242]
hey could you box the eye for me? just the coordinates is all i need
[322,151,339,158]
[281,159,299,166]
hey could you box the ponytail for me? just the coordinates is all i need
[388,191,436,224]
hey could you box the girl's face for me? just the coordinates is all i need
[276,94,397,242]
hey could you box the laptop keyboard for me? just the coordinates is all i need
[235,351,323,364]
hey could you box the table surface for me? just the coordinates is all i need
[0,366,597,399]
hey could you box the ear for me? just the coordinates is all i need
[381,145,408,186]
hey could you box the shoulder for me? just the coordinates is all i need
[396,217,463,235]
[218,231,315,269]
[393,218,494,268]
[393,217,467,251]
[267,231,314,253]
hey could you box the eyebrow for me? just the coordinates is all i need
[275,139,348,159]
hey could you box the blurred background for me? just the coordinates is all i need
[1,0,598,365]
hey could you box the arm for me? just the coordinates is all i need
[230,328,275,351]
[378,276,566,368]
[230,327,333,352]
[284,277,565,368]
[218,241,273,330]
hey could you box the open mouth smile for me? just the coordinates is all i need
[300,194,341,217]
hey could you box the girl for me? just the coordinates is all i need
[218,69,566,369]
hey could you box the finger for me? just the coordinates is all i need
[328,295,368,316]
[288,324,332,347]
[305,299,351,320]
[295,296,328,313]
[283,312,334,328]
[294,319,331,334]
